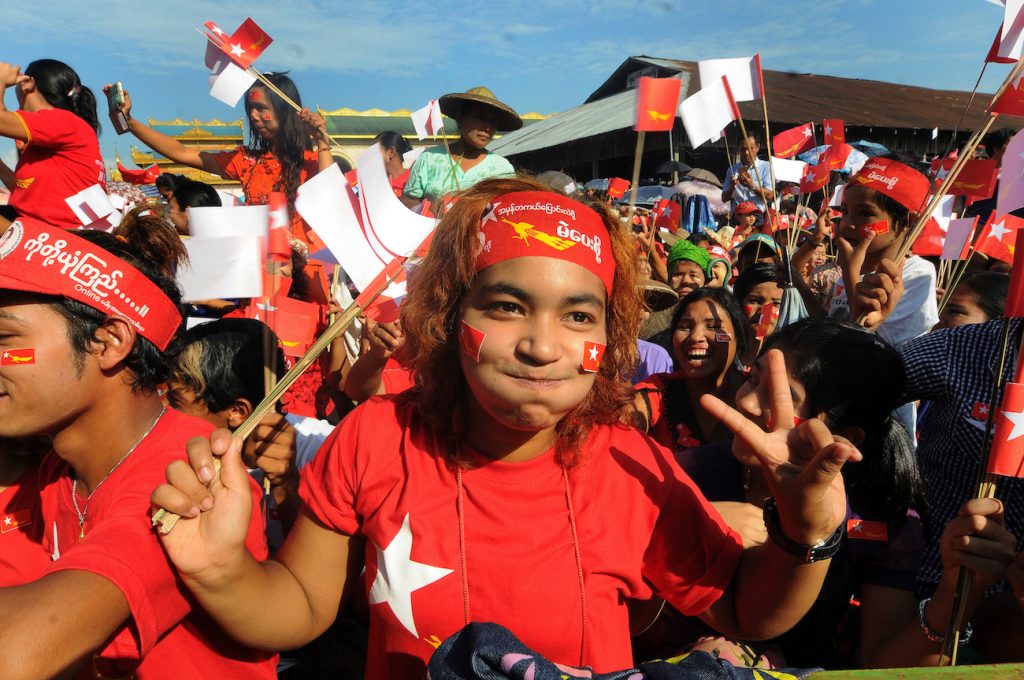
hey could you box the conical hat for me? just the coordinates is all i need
[438,86,523,132]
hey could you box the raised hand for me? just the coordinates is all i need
[368,319,405,361]
[102,83,132,117]
[0,62,25,88]
[150,429,254,583]
[299,107,330,149]
[700,349,861,545]
[851,257,904,330]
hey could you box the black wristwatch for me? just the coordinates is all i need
[762,498,845,563]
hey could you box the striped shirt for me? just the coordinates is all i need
[899,319,1024,596]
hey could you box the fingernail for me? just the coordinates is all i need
[200,497,214,511]
[187,506,201,518]
[198,465,213,483]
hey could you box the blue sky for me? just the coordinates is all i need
[0,0,1014,169]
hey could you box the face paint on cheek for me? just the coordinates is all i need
[755,302,776,341]
[459,321,485,363]
[581,340,606,373]
[262,112,273,122]
[0,348,35,365]
[715,331,733,343]
[858,219,890,238]
[744,304,756,318]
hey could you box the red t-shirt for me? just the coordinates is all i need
[345,167,410,198]
[37,409,277,679]
[206,147,320,245]
[0,464,47,586]
[300,397,743,679]
[9,108,105,229]
[380,357,415,395]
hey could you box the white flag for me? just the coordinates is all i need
[999,0,1024,61]
[65,184,119,230]
[178,235,263,301]
[187,205,268,239]
[698,55,762,102]
[932,127,939,140]
[206,41,256,106]
[411,99,444,140]
[942,217,979,260]
[770,156,807,184]
[679,76,739,149]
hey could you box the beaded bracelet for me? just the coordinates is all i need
[918,598,973,645]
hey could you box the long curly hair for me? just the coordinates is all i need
[243,73,311,208]
[399,176,644,467]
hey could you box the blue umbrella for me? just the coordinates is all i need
[849,140,889,157]
[584,178,609,190]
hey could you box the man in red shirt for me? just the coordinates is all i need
[0,217,275,679]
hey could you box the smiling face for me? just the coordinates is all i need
[459,256,606,440]
[672,298,737,383]
[0,294,91,439]
[457,103,499,150]
[838,185,899,253]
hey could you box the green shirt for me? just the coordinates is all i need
[404,145,515,202]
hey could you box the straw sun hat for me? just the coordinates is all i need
[438,87,523,132]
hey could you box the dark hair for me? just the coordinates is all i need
[732,262,777,305]
[745,133,761,146]
[983,128,1016,157]
[374,131,412,156]
[687,232,711,248]
[763,318,926,523]
[243,73,310,207]
[172,180,222,210]
[24,59,99,135]
[959,271,1009,321]
[155,173,183,193]
[50,207,187,391]
[671,287,752,364]
[170,318,285,413]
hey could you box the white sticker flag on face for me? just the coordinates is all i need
[679,77,739,149]
[187,204,269,239]
[770,156,807,184]
[65,184,118,230]
[411,99,445,140]
[178,235,264,301]
[698,55,762,102]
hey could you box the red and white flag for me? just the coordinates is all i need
[929,150,959,181]
[697,54,763,102]
[992,70,1024,116]
[987,380,1024,478]
[459,321,486,363]
[217,18,272,69]
[977,212,1024,263]
[822,118,845,145]
[772,123,814,159]
[204,24,256,106]
[411,99,445,140]
[988,0,1024,63]
[799,164,829,194]
[0,349,34,366]
[117,162,161,185]
[1004,228,1024,317]
[266,192,291,264]
[652,198,680,232]
[581,340,606,372]
[65,184,119,231]
[634,76,682,132]
[679,75,741,149]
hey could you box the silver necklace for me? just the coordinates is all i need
[70,408,165,541]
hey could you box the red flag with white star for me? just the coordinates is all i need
[822,119,845,145]
[581,340,606,372]
[992,71,1024,116]
[0,349,34,366]
[652,198,680,233]
[459,321,486,363]
[976,213,1024,264]
[772,123,815,159]
[846,518,888,542]
[1,509,32,533]
[634,77,682,132]
[1005,229,1024,317]
[799,164,828,194]
[988,381,1024,477]
[207,18,272,69]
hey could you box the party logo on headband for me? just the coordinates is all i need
[0,221,23,260]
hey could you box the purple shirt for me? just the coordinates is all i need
[633,339,674,385]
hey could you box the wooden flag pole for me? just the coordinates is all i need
[627,131,647,223]
[759,89,781,239]
[937,315,1015,666]
[152,262,405,534]
[937,250,979,314]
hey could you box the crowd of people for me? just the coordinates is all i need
[0,54,1022,680]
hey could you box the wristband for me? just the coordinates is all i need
[917,598,973,645]
[763,497,845,563]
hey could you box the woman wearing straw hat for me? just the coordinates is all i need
[402,87,520,208]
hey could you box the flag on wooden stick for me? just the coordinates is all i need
[679,75,741,149]
[634,77,682,132]
[772,123,814,159]
[697,54,763,102]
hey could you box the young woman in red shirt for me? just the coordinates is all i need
[153,176,860,678]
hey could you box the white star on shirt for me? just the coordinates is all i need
[588,346,599,362]
[1000,406,1024,442]
[990,220,1011,242]
[369,514,452,638]
[229,43,246,58]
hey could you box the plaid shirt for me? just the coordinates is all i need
[900,319,1024,597]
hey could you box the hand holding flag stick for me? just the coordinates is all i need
[151,259,407,535]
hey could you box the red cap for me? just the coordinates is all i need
[849,157,930,213]
[0,219,181,350]
[476,192,616,294]
[735,201,760,215]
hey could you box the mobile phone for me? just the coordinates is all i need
[106,82,130,135]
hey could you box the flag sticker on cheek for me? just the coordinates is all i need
[581,340,606,373]
[714,331,732,343]
[858,220,890,238]
[459,322,485,363]
[0,349,35,366]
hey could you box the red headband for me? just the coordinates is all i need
[849,157,929,213]
[0,219,181,350]
[475,192,616,294]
